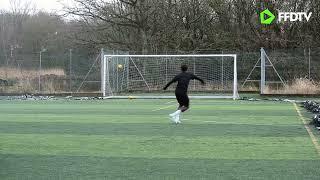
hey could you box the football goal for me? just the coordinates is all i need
[101,54,238,99]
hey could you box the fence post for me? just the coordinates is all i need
[69,49,72,93]
[39,51,41,93]
[221,51,224,90]
[309,47,311,80]
[38,48,47,93]
[193,51,196,90]
[101,48,105,96]
[260,48,266,94]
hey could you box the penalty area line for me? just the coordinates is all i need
[180,119,217,123]
[293,103,320,156]
[166,101,176,104]
[152,105,176,112]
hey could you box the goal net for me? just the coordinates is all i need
[101,54,238,99]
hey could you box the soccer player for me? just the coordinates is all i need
[163,65,205,124]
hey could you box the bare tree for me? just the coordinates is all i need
[62,0,320,52]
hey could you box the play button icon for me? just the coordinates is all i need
[260,9,276,25]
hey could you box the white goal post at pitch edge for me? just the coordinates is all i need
[101,54,239,100]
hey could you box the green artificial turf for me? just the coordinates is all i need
[0,99,320,180]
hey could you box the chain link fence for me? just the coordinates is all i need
[0,48,319,95]
[0,49,101,94]
[239,48,320,94]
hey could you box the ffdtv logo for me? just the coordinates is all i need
[278,12,312,22]
[260,9,312,25]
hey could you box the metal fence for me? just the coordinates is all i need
[239,48,320,93]
[0,47,319,95]
[0,49,101,94]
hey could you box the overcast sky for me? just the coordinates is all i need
[0,0,65,12]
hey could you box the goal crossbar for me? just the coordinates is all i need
[104,54,237,58]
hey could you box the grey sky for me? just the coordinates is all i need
[0,0,66,12]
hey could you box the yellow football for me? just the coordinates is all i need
[117,64,123,69]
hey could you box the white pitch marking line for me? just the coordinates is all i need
[181,119,217,123]
[294,103,320,156]
[152,105,175,112]
[203,121,218,123]
[166,101,176,104]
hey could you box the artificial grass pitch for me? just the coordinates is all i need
[0,99,320,179]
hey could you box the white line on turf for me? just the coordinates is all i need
[181,119,217,123]
[152,105,176,112]
[203,121,218,123]
[166,101,176,104]
[294,103,320,156]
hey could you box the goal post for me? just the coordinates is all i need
[101,54,239,99]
